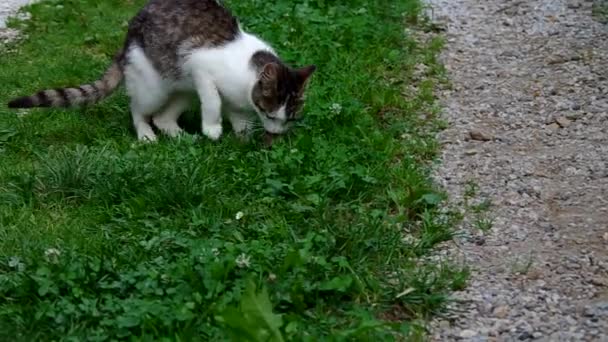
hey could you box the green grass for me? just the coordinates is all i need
[0,0,465,340]
[462,181,494,233]
[593,0,608,23]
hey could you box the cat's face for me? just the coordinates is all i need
[251,63,316,135]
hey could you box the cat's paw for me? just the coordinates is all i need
[202,123,223,141]
[153,119,184,138]
[136,131,158,143]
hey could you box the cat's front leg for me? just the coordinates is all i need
[194,73,223,140]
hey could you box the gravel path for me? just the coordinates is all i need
[426,0,608,340]
[0,0,36,43]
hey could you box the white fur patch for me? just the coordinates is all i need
[124,46,168,114]
[260,105,289,134]
[275,104,287,121]
[185,32,274,111]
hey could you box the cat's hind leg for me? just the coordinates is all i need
[129,91,165,142]
[129,95,167,142]
[153,94,190,137]
[124,46,169,142]
[132,111,157,142]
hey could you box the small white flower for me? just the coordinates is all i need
[330,103,343,114]
[236,253,251,268]
[8,256,25,271]
[402,235,418,245]
[8,256,21,268]
[235,211,244,221]
[44,248,62,264]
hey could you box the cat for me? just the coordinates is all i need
[7,0,316,142]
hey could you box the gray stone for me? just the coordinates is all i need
[469,129,494,141]
[555,117,572,128]
[460,329,478,338]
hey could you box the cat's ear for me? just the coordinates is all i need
[296,65,316,83]
[261,63,279,81]
[295,65,316,97]
[260,63,279,96]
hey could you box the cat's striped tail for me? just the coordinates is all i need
[8,53,125,109]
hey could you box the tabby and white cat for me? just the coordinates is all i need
[8,0,316,142]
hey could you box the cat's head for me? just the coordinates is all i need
[251,63,316,135]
